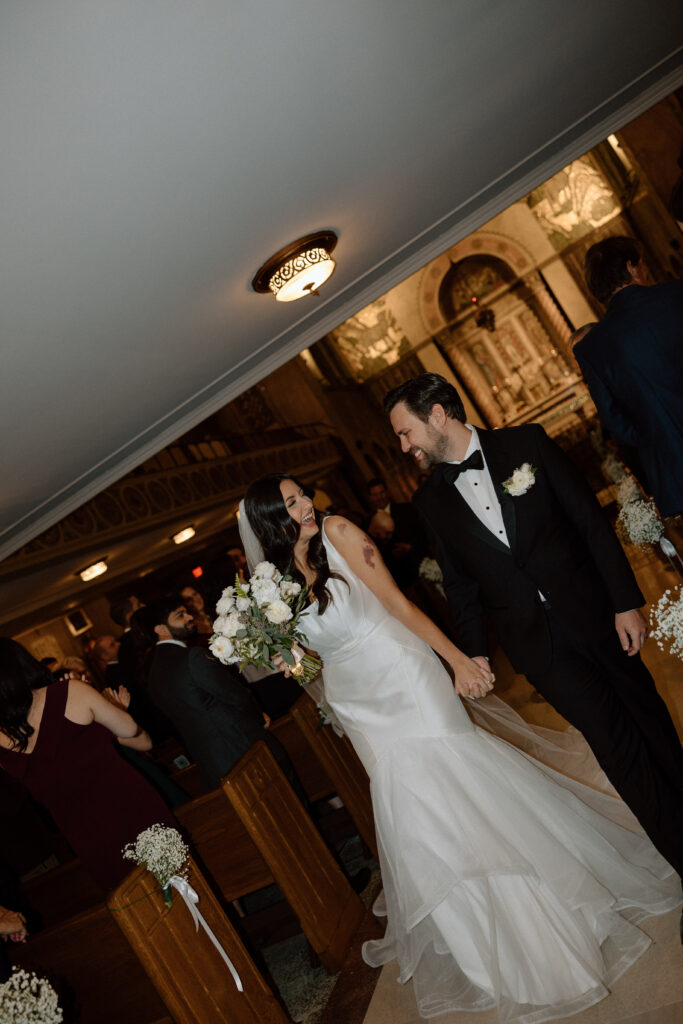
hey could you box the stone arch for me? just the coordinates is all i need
[418,232,535,335]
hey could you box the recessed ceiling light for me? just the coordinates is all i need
[78,560,108,582]
[172,526,196,545]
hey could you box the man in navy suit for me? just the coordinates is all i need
[574,236,683,517]
[384,373,683,880]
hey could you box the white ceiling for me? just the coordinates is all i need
[1,1,682,567]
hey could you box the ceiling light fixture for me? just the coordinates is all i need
[78,559,108,582]
[251,230,338,302]
[172,526,196,545]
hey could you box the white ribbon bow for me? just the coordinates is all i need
[168,875,243,992]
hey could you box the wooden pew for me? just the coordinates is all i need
[222,741,364,973]
[290,695,378,860]
[269,711,334,801]
[22,857,104,929]
[174,787,273,903]
[10,902,171,1024]
[109,859,290,1024]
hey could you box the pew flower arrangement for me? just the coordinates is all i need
[0,968,62,1023]
[123,824,189,906]
[210,563,322,684]
[649,588,683,661]
[616,495,664,548]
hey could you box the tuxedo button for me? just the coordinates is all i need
[517,560,526,569]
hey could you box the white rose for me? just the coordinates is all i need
[251,578,279,606]
[209,635,235,664]
[265,599,293,625]
[279,579,302,599]
[253,561,278,580]
[235,595,251,611]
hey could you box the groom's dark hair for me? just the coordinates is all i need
[383,373,466,423]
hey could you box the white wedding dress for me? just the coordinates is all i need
[299,523,681,1024]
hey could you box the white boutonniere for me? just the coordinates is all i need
[502,462,537,497]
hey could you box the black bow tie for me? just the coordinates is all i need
[440,450,484,485]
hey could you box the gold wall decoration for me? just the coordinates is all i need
[330,297,413,381]
[526,157,619,251]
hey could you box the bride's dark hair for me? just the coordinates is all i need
[244,474,346,614]
[0,638,52,752]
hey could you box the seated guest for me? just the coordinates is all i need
[0,639,175,891]
[138,599,299,792]
[179,584,214,642]
[365,477,427,587]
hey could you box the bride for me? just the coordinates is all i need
[242,473,680,1024]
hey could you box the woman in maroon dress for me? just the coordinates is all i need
[0,639,175,890]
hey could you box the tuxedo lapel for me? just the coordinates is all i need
[432,459,512,556]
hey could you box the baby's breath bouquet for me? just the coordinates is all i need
[123,824,189,906]
[0,968,62,1024]
[210,562,321,684]
[649,587,683,660]
[616,495,664,548]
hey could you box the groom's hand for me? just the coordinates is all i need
[615,609,647,655]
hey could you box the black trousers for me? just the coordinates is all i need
[527,605,683,877]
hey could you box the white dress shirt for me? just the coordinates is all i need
[447,426,509,546]
[447,426,546,601]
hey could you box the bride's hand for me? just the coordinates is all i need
[451,654,494,699]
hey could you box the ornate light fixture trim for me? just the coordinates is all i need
[252,231,338,302]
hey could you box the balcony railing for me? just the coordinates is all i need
[1,431,341,576]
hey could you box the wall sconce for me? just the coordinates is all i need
[252,230,337,302]
[78,559,108,582]
[172,526,196,545]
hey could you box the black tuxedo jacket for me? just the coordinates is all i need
[413,424,644,675]
[147,643,271,790]
[574,281,683,516]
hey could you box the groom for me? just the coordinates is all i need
[385,372,683,877]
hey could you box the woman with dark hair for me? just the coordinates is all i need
[0,639,175,890]
[242,474,680,1024]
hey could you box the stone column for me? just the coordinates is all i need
[523,271,573,351]
[445,339,504,427]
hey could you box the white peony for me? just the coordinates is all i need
[265,599,293,625]
[279,579,302,599]
[235,595,251,611]
[209,635,236,663]
[216,589,236,615]
[215,611,242,637]
[253,561,278,580]
[251,577,280,606]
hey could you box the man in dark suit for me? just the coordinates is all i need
[385,372,683,878]
[366,477,426,588]
[142,598,294,792]
[574,236,683,517]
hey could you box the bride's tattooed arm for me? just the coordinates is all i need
[323,515,493,699]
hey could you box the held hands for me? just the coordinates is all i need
[615,609,648,655]
[0,907,27,943]
[451,654,495,699]
[273,642,304,678]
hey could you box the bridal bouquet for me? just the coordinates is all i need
[0,968,62,1024]
[123,824,189,906]
[210,562,322,684]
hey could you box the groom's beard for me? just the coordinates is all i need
[411,427,450,468]
[170,622,197,641]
